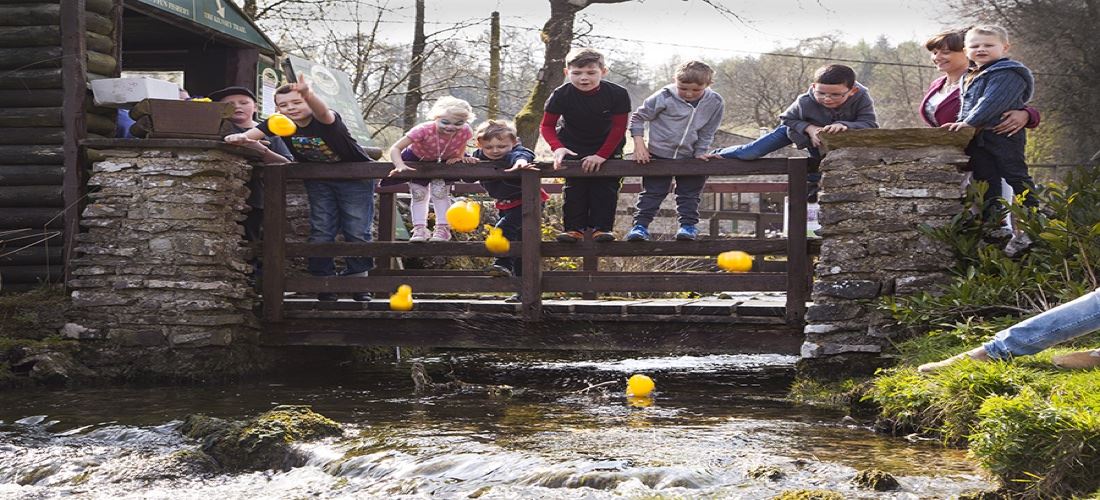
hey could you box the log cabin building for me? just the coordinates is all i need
[0,0,281,290]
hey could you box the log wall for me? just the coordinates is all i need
[0,1,119,289]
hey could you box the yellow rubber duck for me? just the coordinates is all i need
[267,113,297,137]
[390,284,413,311]
[717,250,754,272]
[485,226,510,254]
[446,200,481,233]
[625,374,655,397]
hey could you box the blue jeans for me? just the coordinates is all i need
[983,289,1100,359]
[712,125,821,200]
[304,179,376,277]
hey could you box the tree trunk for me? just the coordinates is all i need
[243,0,256,19]
[402,0,426,130]
[487,11,501,120]
[514,0,579,148]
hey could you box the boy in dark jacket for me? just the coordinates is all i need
[459,120,548,295]
[943,25,1037,255]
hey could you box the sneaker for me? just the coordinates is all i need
[987,227,1014,240]
[488,264,513,277]
[1052,349,1100,370]
[556,230,584,243]
[504,293,521,303]
[592,230,615,242]
[429,224,452,242]
[352,292,372,302]
[1004,233,1033,257]
[317,292,339,301]
[626,224,650,242]
[675,224,698,241]
[409,225,430,243]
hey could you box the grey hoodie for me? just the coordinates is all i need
[780,82,878,149]
[629,84,725,159]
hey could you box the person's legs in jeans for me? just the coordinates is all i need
[672,175,707,227]
[966,136,1006,220]
[712,125,793,160]
[304,180,340,277]
[634,176,672,228]
[494,205,523,274]
[983,130,1038,209]
[920,289,1100,372]
[983,289,1100,359]
[334,179,376,275]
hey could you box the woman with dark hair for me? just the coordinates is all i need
[920,28,1038,133]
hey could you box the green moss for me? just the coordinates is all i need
[772,489,844,500]
[186,405,342,471]
[0,285,68,339]
[788,377,871,412]
[851,468,899,491]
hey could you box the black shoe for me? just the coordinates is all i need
[504,293,521,303]
[317,293,339,301]
[352,292,372,302]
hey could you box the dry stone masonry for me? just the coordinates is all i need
[801,129,973,374]
[68,140,259,347]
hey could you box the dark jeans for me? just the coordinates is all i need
[304,179,376,276]
[712,124,821,201]
[493,205,524,275]
[967,129,1037,216]
[562,177,621,232]
[633,151,708,229]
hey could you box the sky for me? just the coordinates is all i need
[364,0,955,65]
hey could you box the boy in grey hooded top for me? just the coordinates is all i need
[710,64,877,201]
[627,61,724,242]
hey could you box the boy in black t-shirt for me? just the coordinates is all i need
[225,79,375,302]
[540,48,631,242]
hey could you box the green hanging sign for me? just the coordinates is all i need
[132,0,277,52]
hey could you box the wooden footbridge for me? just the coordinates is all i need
[260,158,814,354]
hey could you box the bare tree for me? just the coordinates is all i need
[402,0,427,130]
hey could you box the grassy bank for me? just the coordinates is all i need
[797,167,1100,498]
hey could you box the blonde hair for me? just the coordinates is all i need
[476,120,518,142]
[966,25,1010,45]
[565,47,606,69]
[676,60,714,85]
[427,96,475,122]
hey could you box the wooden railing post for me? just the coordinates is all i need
[520,169,542,321]
[376,191,396,271]
[262,164,287,322]
[785,157,809,323]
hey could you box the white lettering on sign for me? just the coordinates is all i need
[147,0,190,16]
[202,11,248,33]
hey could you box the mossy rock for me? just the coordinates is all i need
[772,490,844,500]
[180,405,342,471]
[747,464,784,481]
[851,468,899,491]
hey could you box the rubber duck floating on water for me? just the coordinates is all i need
[267,113,297,137]
[626,374,655,397]
[485,226,510,254]
[390,284,413,311]
[717,250,754,272]
[446,200,481,233]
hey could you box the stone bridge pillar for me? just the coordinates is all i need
[67,139,259,347]
[800,129,973,376]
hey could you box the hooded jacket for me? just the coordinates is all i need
[958,58,1034,128]
[779,82,878,149]
[628,84,724,159]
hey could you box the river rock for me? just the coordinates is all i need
[772,489,845,500]
[179,405,343,471]
[851,468,900,491]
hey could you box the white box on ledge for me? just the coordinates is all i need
[90,77,180,108]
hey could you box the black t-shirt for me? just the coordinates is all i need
[257,111,371,163]
[544,81,631,157]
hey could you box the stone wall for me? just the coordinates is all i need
[68,140,258,347]
[800,129,973,375]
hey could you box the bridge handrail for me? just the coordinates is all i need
[261,157,809,323]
